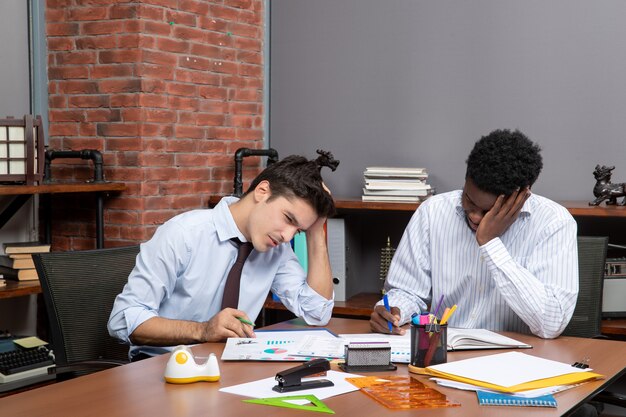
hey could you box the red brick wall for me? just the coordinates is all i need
[46,0,265,249]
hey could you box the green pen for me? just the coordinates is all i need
[236,317,255,327]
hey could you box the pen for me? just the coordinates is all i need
[432,294,444,321]
[383,294,393,333]
[440,304,457,325]
[236,317,255,327]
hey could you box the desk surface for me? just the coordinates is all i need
[1,318,625,417]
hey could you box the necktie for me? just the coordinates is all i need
[221,238,254,309]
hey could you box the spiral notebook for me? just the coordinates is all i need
[476,391,557,407]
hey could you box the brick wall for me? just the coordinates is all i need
[46,0,265,249]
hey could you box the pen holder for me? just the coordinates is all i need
[410,323,447,368]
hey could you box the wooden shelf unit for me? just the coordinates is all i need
[210,195,626,217]
[332,197,626,217]
[264,292,380,319]
[0,281,41,299]
[0,182,126,196]
[0,181,126,250]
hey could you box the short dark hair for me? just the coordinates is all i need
[244,154,336,218]
[466,129,543,195]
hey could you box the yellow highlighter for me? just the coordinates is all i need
[440,304,457,325]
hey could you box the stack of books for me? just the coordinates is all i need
[1,241,51,281]
[362,167,433,203]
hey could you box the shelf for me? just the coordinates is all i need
[0,281,41,299]
[338,198,626,217]
[0,182,126,196]
[332,197,419,212]
[558,201,626,218]
[209,195,626,217]
[264,292,380,319]
[601,318,626,336]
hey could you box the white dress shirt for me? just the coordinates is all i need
[382,190,578,339]
[108,196,334,357]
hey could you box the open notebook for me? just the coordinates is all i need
[447,328,532,351]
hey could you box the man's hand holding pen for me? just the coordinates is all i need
[370,304,405,335]
[201,308,256,342]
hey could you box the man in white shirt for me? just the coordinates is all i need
[108,151,337,359]
[370,129,578,339]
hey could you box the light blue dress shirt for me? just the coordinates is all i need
[108,196,334,357]
[381,190,578,339]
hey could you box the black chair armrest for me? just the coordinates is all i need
[594,390,626,408]
[48,360,127,376]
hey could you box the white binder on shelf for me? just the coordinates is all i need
[326,218,347,302]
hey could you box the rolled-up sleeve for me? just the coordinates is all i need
[271,251,334,326]
[107,222,186,343]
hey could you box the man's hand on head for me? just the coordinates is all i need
[201,308,256,342]
[306,215,327,237]
[305,181,332,237]
[475,187,531,246]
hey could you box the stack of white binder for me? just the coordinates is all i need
[362,167,433,203]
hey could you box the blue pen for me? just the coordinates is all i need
[383,293,393,333]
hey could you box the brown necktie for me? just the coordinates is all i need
[221,239,254,309]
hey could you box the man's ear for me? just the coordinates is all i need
[253,180,272,202]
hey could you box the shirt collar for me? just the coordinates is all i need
[214,196,249,244]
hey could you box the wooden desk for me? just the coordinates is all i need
[1,318,625,417]
[0,182,126,249]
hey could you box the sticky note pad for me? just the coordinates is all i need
[14,336,47,349]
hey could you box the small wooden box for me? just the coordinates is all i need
[0,115,45,185]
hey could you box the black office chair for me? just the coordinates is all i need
[563,236,608,338]
[33,245,140,378]
[562,236,626,409]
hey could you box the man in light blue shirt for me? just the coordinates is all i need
[371,129,579,339]
[108,152,337,359]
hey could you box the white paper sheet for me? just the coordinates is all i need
[428,351,591,387]
[221,329,338,361]
[293,335,345,358]
[219,370,363,400]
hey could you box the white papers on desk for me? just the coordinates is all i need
[219,370,363,400]
[293,335,345,358]
[221,329,338,361]
[289,333,411,363]
[428,351,592,388]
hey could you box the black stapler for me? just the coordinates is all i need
[272,358,334,393]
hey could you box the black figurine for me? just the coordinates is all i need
[315,149,340,172]
[589,165,626,206]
